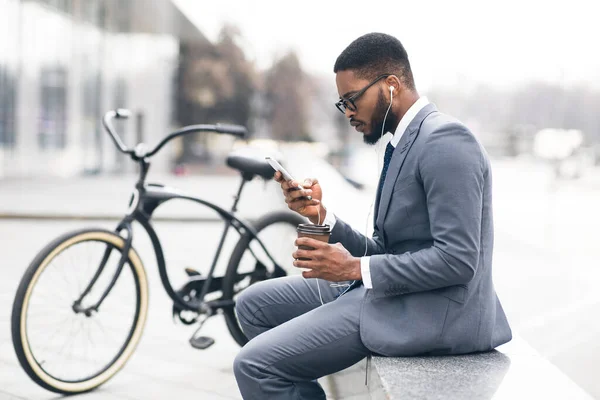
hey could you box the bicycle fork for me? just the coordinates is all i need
[72,222,134,316]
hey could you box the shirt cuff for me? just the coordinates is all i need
[322,208,337,228]
[360,256,373,289]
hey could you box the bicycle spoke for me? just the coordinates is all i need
[26,300,71,312]
[28,314,72,359]
[26,315,73,331]
[45,315,77,374]
[72,247,84,296]
[84,320,95,370]
[91,317,121,348]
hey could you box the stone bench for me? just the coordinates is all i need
[325,336,593,399]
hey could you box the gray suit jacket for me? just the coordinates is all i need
[330,103,512,356]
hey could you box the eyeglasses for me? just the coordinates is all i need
[335,74,391,114]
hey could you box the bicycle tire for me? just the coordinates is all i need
[11,228,149,394]
[222,211,306,346]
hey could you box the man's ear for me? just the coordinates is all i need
[385,75,401,96]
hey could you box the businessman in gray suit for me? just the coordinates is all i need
[233,32,512,399]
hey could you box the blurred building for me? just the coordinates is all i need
[0,0,208,178]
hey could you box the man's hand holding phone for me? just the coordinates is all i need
[273,171,325,225]
[266,157,325,224]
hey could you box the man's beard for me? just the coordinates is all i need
[363,89,396,145]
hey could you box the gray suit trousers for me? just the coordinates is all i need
[233,276,371,399]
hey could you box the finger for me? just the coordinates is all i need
[281,179,302,192]
[292,249,311,259]
[288,188,313,200]
[297,238,328,249]
[302,178,319,188]
[274,171,283,182]
[286,195,319,206]
[281,179,293,190]
[290,199,321,213]
[286,180,313,200]
[295,197,320,205]
[293,259,313,269]
[302,270,319,279]
[311,250,324,262]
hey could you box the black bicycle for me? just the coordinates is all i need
[11,109,306,394]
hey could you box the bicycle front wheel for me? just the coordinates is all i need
[11,229,149,394]
[222,211,306,346]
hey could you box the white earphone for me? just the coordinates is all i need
[315,83,397,306]
[358,82,395,258]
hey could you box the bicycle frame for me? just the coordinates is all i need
[74,110,284,317]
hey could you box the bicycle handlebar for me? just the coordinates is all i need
[102,109,248,159]
[214,123,247,137]
[103,109,133,155]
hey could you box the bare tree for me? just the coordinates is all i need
[264,51,311,142]
[175,24,258,164]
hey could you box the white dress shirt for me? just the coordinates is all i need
[323,96,430,289]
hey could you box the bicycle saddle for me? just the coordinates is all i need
[226,149,279,180]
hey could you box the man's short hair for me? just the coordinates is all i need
[334,32,415,91]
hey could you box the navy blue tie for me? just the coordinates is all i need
[337,143,395,299]
[377,142,395,199]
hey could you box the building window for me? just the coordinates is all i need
[38,67,68,149]
[0,66,16,148]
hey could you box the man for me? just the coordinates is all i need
[233,32,512,399]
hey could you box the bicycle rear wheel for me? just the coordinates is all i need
[11,229,148,394]
[222,211,306,346]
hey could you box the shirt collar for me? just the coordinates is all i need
[389,96,430,148]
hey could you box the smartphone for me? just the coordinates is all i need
[265,157,312,200]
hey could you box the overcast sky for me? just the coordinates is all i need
[173,0,599,92]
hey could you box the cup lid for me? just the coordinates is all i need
[297,223,331,234]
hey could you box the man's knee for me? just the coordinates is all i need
[235,280,265,328]
[233,340,261,380]
[233,348,247,378]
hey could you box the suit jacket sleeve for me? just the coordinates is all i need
[369,123,484,297]
[329,217,385,258]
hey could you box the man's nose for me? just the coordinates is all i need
[344,108,355,119]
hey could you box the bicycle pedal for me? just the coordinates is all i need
[190,336,215,350]
[184,267,201,277]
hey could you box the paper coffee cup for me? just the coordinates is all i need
[296,223,331,260]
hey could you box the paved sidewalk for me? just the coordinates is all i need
[2,154,600,398]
